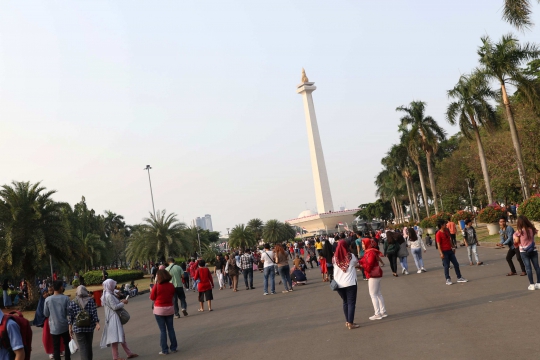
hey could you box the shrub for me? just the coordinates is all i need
[477,205,504,223]
[419,217,435,229]
[433,212,452,223]
[82,270,144,286]
[71,279,80,288]
[451,210,475,223]
[518,194,540,221]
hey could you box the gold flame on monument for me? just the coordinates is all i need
[301,68,309,83]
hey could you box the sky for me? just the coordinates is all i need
[1,1,539,234]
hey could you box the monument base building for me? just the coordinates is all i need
[286,209,358,235]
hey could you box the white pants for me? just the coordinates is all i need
[216,270,224,288]
[368,277,386,316]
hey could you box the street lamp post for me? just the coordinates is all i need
[196,227,202,256]
[465,179,477,226]
[144,165,156,217]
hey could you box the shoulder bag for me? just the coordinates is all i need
[330,279,339,291]
[106,294,130,325]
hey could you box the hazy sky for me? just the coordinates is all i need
[1,1,538,234]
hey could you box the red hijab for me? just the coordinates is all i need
[363,238,382,256]
[333,240,352,272]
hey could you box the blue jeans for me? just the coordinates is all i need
[466,244,479,264]
[520,251,540,284]
[263,266,275,293]
[278,265,292,291]
[243,268,254,288]
[442,250,462,280]
[336,285,357,323]
[154,315,177,354]
[399,256,408,271]
[173,287,187,316]
[411,248,423,270]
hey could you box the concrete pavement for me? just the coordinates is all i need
[31,246,539,359]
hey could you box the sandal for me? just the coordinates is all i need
[507,272,517,276]
[347,323,360,329]
[521,272,527,276]
[127,356,139,359]
[198,309,204,312]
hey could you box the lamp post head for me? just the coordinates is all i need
[144,165,152,170]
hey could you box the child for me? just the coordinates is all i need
[319,255,328,282]
[463,219,483,266]
[426,234,432,246]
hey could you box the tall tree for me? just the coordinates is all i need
[0,181,71,301]
[446,73,499,204]
[76,232,106,273]
[263,219,285,244]
[502,0,539,30]
[397,101,446,213]
[246,218,264,242]
[228,224,256,250]
[478,34,540,199]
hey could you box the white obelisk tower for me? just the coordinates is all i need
[297,69,334,214]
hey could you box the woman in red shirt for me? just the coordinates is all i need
[194,260,214,312]
[150,270,178,355]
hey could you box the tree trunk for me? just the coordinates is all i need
[502,84,529,199]
[410,178,421,221]
[404,175,415,222]
[471,118,494,204]
[391,197,398,223]
[415,161,430,217]
[425,151,439,213]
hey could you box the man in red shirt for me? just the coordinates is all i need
[436,220,468,286]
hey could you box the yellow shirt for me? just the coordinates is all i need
[315,242,323,250]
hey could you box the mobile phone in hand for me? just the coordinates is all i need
[125,295,130,300]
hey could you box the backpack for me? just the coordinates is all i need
[74,300,91,327]
[0,310,32,360]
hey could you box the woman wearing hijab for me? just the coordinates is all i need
[33,287,47,328]
[361,239,387,320]
[321,239,335,281]
[68,285,100,360]
[333,240,360,329]
[384,231,400,277]
[2,279,12,308]
[100,279,138,360]
[397,233,409,275]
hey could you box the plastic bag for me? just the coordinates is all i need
[69,338,79,354]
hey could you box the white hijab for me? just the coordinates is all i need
[101,278,117,303]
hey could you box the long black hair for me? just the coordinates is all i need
[321,240,334,263]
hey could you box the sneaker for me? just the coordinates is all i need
[263,292,269,295]
[381,313,388,318]
[528,284,536,291]
[363,278,368,281]
[182,309,188,316]
[170,350,178,354]
[457,278,468,283]
[369,315,383,320]
[404,270,409,275]
[288,289,293,292]
[174,315,180,319]
[446,279,452,285]
[535,283,540,290]
[421,268,427,272]
[417,270,422,274]
[401,268,405,274]
[282,290,289,293]
[477,262,483,266]
[159,352,169,355]
[271,292,276,294]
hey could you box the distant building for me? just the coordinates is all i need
[195,217,205,229]
[204,214,213,232]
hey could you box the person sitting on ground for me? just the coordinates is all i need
[291,268,307,286]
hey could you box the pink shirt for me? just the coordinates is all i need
[515,228,536,252]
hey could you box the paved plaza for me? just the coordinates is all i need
[32,246,538,360]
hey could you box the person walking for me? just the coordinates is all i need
[165,257,188,319]
[463,219,483,266]
[223,255,232,289]
[321,239,335,281]
[360,239,387,320]
[384,232,400,277]
[2,279,12,309]
[408,228,427,273]
[436,220,468,285]
[497,217,526,276]
[68,285,100,360]
[447,220,458,248]
[43,281,71,360]
[214,255,226,290]
[260,244,276,295]
[397,234,409,275]
[332,240,360,329]
[226,254,240,291]
[100,279,138,360]
[150,270,178,355]
[513,215,540,290]
[305,243,318,268]
[240,249,255,290]
[194,260,214,311]
[274,244,293,293]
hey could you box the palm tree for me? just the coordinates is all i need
[126,210,188,265]
[478,34,540,199]
[399,127,431,217]
[375,170,398,221]
[502,0,540,30]
[446,73,499,204]
[397,101,446,213]
[228,224,256,250]
[0,181,71,301]
[76,232,106,273]
[262,219,285,244]
[246,218,264,241]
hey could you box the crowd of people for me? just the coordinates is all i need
[1,214,540,358]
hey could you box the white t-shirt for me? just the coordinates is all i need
[305,240,309,247]
[260,250,275,268]
[333,254,359,288]
[293,243,298,249]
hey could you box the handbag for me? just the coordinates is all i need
[116,308,130,325]
[329,279,339,291]
[369,265,383,278]
[69,339,79,354]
